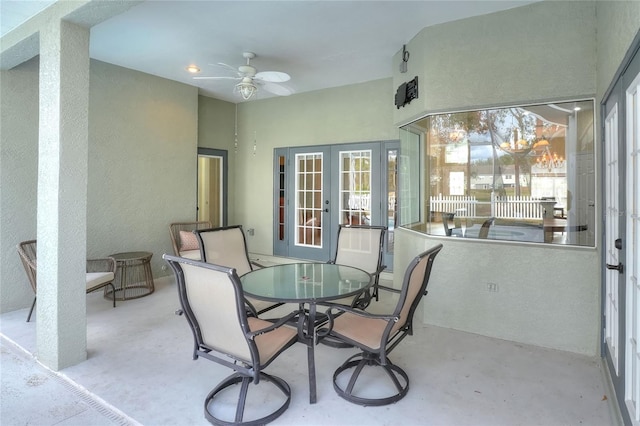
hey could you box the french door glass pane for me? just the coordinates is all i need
[339,150,372,225]
[277,155,286,241]
[295,153,323,247]
[387,148,397,253]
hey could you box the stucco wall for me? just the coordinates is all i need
[390,1,601,356]
[389,1,639,356]
[393,1,596,125]
[87,60,198,277]
[0,57,39,312]
[197,96,237,222]
[596,0,640,101]
[0,59,198,313]
[225,78,397,255]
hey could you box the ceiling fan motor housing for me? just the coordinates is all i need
[239,65,257,76]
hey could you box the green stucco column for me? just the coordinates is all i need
[37,20,89,370]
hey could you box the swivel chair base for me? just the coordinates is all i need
[333,352,409,406]
[204,371,291,426]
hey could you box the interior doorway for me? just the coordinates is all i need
[197,148,227,227]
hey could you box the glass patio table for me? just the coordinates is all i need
[240,262,371,404]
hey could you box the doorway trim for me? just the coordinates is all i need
[600,30,640,426]
[197,147,228,226]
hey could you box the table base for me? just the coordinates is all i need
[106,252,155,301]
[105,284,154,301]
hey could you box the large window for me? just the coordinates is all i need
[398,99,596,246]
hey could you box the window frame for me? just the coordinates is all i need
[397,98,597,247]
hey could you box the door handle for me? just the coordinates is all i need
[606,263,624,274]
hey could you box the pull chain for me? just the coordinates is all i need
[234,104,238,155]
[253,131,257,156]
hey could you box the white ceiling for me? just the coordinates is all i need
[1,0,539,103]
[1,0,56,35]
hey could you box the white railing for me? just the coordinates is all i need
[491,194,543,219]
[429,193,544,220]
[347,194,371,211]
[355,193,544,220]
[429,194,477,217]
[347,193,397,211]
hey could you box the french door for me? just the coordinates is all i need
[273,141,395,264]
[288,145,332,261]
[602,43,639,425]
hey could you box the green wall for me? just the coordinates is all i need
[198,78,396,255]
[0,57,40,312]
[0,59,198,313]
[388,0,639,356]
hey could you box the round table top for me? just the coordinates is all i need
[109,251,152,261]
[240,263,371,303]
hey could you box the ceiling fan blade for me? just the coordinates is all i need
[193,76,240,80]
[214,62,239,73]
[261,82,294,96]
[255,71,290,83]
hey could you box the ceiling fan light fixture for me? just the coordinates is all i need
[235,81,257,100]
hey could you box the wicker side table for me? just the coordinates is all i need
[105,251,155,300]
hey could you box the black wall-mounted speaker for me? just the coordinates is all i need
[395,76,418,109]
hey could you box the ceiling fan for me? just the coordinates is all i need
[194,52,293,100]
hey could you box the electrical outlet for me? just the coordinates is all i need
[161,265,167,272]
[487,282,499,292]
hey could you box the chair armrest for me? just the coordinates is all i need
[250,260,265,269]
[247,310,301,339]
[316,303,398,340]
[322,303,397,321]
[86,257,116,273]
[376,283,400,294]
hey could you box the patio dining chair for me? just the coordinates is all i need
[17,240,117,322]
[195,225,282,316]
[169,221,212,259]
[164,254,298,426]
[440,212,456,236]
[329,224,387,308]
[318,243,443,406]
[479,217,495,239]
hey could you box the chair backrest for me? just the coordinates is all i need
[333,225,386,275]
[441,212,455,236]
[479,217,495,239]
[164,255,256,365]
[389,244,443,335]
[17,240,37,292]
[195,225,253,276]
[169,221,212,256]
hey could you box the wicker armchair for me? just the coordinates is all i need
[17,240,117,322]
[169,221,212,259]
